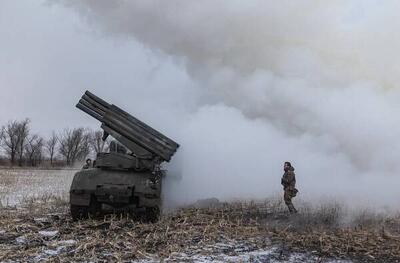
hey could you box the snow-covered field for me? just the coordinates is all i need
[0,168,75,206]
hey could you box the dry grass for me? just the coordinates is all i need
[0,197,399,262]
[266,202,400,262]
[0,199,270,262]
[0,169,399,262]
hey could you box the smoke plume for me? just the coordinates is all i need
[61,1,400,208]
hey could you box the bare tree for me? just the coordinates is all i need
[0,126,4,158]
[1,121,19,165]
[88,130,108,155]
[46,131,58,166]
[16,119,30,166]
[0,126,3,144]
[24,135,44,166]
[59,128,90,166]
[1,119,30,166]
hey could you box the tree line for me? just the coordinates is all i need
[0,119,108,167]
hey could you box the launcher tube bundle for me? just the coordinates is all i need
[76,91,179,162]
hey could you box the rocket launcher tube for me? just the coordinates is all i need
[110,104,179,149]
[76,91,179,162]
[76,102,103,122]
[103,112,172,161]
[104,108,177,154]
[80,92,177,152]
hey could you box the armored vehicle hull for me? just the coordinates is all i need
[70,168,162,221]
[70,91,179,222]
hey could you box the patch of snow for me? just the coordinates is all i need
[57,240,76,246]
[34,246,67,261]
[16,236,27,244]
[44,248,62,256]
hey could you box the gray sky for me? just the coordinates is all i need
[0,0,193,137]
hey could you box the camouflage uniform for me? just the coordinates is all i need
[281,166,298,213]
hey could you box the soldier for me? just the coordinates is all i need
[281,161,298,213]
[82,158,92,169]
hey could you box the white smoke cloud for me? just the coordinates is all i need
[61,0,400,207]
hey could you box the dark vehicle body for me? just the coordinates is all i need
[70,91,179,221]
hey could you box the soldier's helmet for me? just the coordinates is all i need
[284,161,295,172]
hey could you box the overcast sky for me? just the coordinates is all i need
[0,0,193,137]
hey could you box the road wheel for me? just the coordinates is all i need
[87,197,102,218]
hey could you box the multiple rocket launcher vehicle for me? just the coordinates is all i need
[69,91,179,221]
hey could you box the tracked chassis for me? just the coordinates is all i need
[70,91,179,221]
